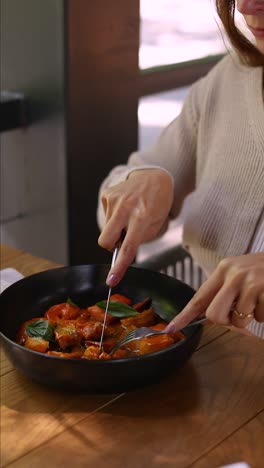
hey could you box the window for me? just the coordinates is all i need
[139,0,226,70]
[138,0,228,260]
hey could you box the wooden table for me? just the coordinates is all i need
[1,244,264,468]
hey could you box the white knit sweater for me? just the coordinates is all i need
[97,53,264,338]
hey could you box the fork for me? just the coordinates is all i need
[110,317,207,354]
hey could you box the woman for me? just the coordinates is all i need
[97,0,264,338]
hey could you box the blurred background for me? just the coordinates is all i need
[1,0,244,265]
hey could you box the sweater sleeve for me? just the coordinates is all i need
[97,77,205,229]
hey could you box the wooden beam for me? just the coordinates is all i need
[65,0,140,264]
[140,54,224,96]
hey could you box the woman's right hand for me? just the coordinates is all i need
[98,168,174,287]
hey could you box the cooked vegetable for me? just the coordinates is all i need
[24,337,50,353]
[44,303,80,323]
[66,298,79,307]
[16,293,185,360]
[121,307,155,327]
[96,301,139,318]
[26,319,55,341]
[55,322,82,349]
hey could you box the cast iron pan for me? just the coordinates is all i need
[0,265,203,393]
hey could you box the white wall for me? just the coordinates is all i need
[0,0,68,264]
[0,116,68,264]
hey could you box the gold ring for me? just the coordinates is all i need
[233,310,254,320]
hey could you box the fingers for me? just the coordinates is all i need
[205,285,237,326]
[106,231,141,287]
[165,271,223,333]
[204,270,256,328]
[98,170,174,287]
[99,202,148,287]
[105,211,150,286]
[98,216,126,253]
[166,255,264,334]
[98,187,128,251]
[230,279,258,328]
[254,291,264,322]
[230,309,254,328]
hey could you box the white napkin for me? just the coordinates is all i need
[0,268,24,293]
[218,462,250,468]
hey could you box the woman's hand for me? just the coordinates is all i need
[166,253,264,334]
[98,169,174,286]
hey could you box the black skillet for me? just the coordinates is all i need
[0,265,203,393]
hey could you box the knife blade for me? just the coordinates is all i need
[98,245,119,354]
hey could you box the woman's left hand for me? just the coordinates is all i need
[165,253,264,334]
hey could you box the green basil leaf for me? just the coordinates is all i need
[152,299,178,323]
[96,300,140,318]
[66,298,79,307]
[26,320,55,341]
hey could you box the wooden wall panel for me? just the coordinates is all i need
[65,0,140,264]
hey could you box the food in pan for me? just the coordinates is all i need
[16,293,185,359]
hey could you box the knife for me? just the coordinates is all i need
[98,245,120,354]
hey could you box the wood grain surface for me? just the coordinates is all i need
[1,244,264,468]
[8,331,263,468]
[192,411,264,468]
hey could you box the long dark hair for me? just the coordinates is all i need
[216,0,264,66]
